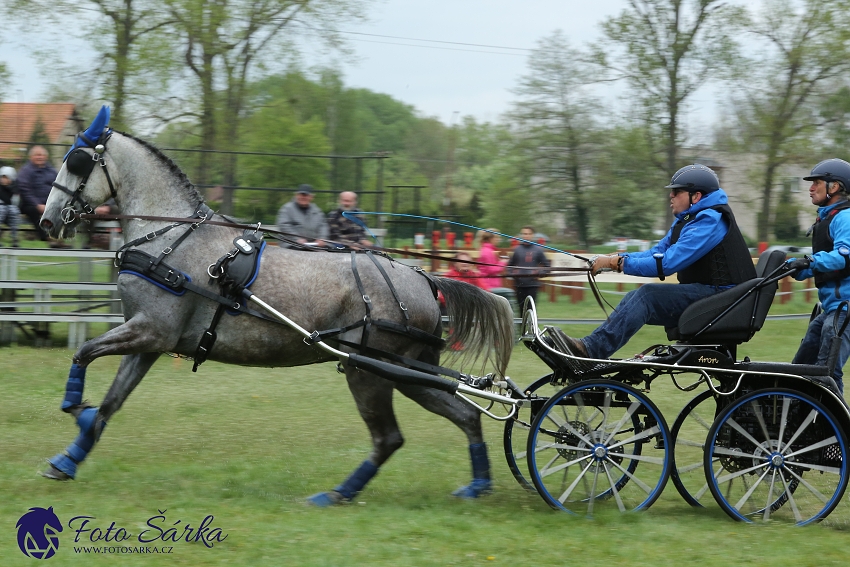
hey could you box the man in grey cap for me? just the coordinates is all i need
[275,184,328,247]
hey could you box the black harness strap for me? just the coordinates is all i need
[366,251,410,322]
[193,304,226,372]
[350,251,373,348]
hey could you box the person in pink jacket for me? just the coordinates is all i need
[475,229,507,290]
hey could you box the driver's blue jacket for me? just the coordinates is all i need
[622,189,731,282]
[793,201,850,314]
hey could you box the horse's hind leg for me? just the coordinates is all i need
[306,368,403,507]
[42,351,160,480]
[395,382,491,499]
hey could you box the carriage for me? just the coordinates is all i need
[38,107,848,526]
[502,249,849,525]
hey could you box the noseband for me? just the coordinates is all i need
[52,130,118,225]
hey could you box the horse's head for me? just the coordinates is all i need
[41,106,116,240]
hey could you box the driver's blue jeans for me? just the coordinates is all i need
[581,283,722,359]
[792,309,849,394]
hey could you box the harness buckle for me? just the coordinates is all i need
[162,246,173,255]
[207,263,221,279]
[145,231,157,241]
[363,294,371,304]
[399,301,408,311]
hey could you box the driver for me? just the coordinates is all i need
[786,158,850,394]
[559,164,755,359]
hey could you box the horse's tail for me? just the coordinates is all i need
[432,277,514,377]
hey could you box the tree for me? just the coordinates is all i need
[163,0,371,213]
[593,0,741,221]
[508,30,599,247]
[5,0,176,130]
[731,0,850,241]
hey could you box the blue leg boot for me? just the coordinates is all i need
[452,442,492,498]
[43,364,105,480]
[46,407,107,479]
[307,460,379,507]
[61,363,87,412]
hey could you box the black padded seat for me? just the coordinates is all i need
[666,250,787,344]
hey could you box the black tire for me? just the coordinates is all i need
[503,374,561,490]
[670,390,717,507]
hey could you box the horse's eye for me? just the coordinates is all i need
[66,148,97,178]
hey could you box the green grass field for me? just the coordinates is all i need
[3,312,850,566]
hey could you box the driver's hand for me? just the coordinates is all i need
[591,254,620,276]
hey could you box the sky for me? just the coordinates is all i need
[1,0,724,128]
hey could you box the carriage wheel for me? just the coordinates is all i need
[705,388,849,525]
[526,379,671,515]
[503,374,562,490]
[670,390,717,506]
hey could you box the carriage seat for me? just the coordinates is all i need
[665,250,787,344]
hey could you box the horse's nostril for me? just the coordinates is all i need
[41,219,53,230]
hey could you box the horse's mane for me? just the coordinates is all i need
[116,131,204,207]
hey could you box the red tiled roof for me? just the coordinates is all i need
[0,103,83,162]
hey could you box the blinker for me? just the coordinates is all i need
[65,148,97,178]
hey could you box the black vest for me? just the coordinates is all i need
[670,204,755,286]
[811,200,850,288]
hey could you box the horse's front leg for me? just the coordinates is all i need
[42,320,168,480]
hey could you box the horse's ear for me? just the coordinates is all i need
[82,106,111,142]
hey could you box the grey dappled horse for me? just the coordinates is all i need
[38,110,514,504]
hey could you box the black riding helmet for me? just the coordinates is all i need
[665,164,720,194]
[803,158,850,192]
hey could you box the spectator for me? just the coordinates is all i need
[559,164,755,360]
[0,166,21,247]
[275,184,328,248]
[327,191,371,246]
[444,251,486,288]
[787,158,850,394]
[507,226,551,312]
[474,229,506,289]
[17,145,58,245]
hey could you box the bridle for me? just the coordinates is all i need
[51,129,118,225]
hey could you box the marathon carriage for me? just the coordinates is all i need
[38,107,848,525]
[503,249,850,524]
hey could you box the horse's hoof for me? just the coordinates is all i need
[40,463,72,481]
[452,479,492,499]
[305,491,347,507]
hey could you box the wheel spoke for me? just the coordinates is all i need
[749,399,773,450]
[557,459,596,504]
[607,456,654,494]
[676,438,704,449]
[711,445,766,459]
[784,435,838,459]
[762,469,778,521]
[785,466,831,504]
[779,471,804,523]
[677,460,704,474]
[608,424,661,451]
[715,460,769,485]
[777,396,791,452]
[786,460,842,475]
[726,417,770,453]
[539,452,593,479]
[782,408,818,451]
[616,452,665,466]
[604,400,641,445]
[544,410,594,446]
[587,465,601,516]
[691,410,713,432]
[733,467,771,511]
[603,462,627,513]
